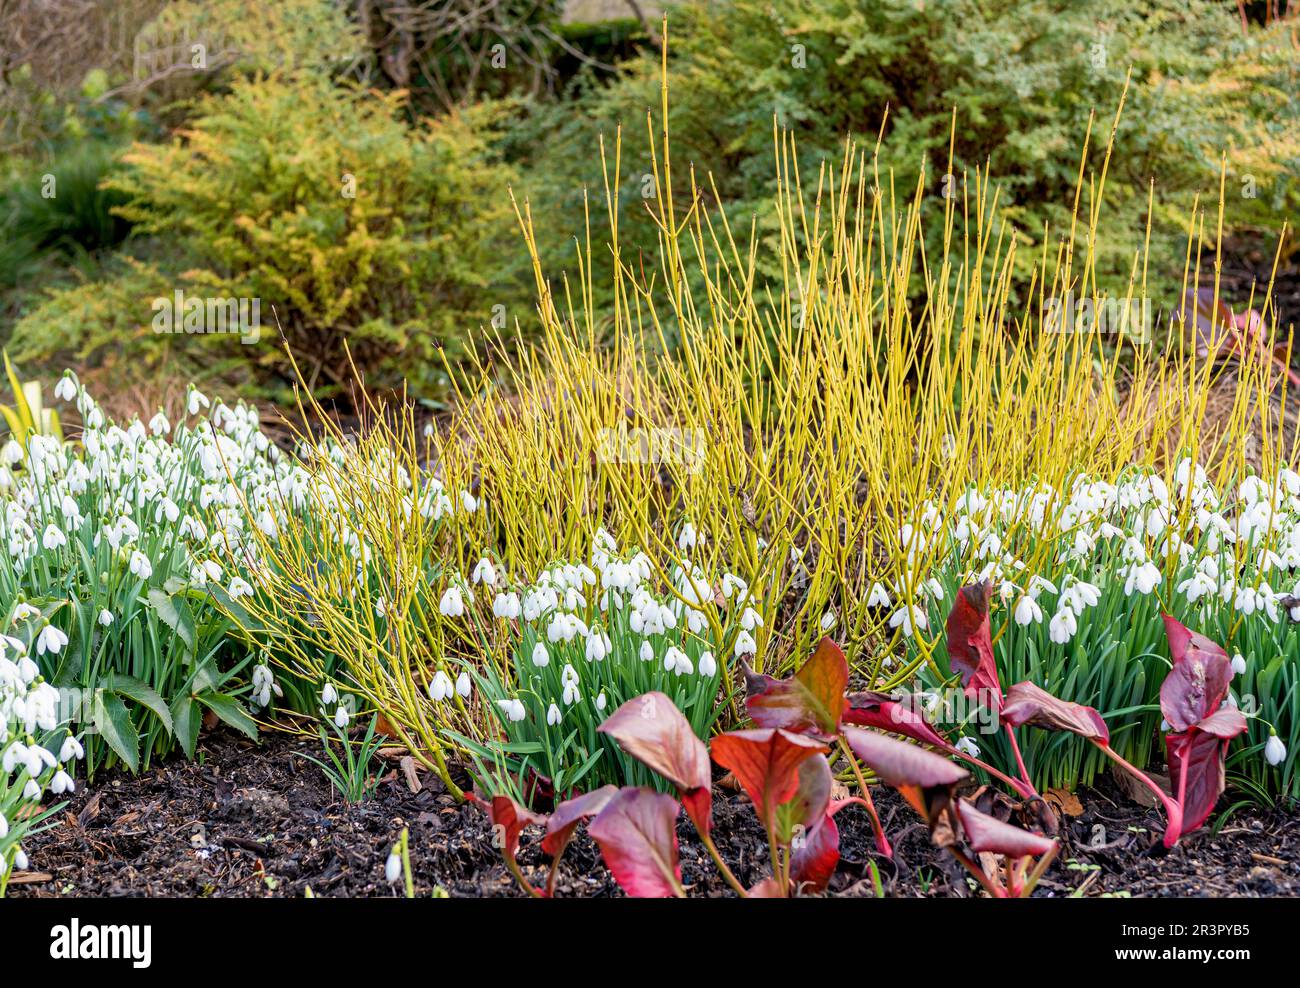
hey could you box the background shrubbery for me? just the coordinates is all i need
[0,0,1295,399]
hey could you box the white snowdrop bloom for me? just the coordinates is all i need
[228,577,254,599]
[455,671,471,698]
[333,705,350,729]
[562,681,580,706]
[531,642,550,668]
[686,608,706,634]
[1123,561,1161,597]
[54,375,78,402]
[1013,595,1043,626]
[1231,654,1247,676]
[59,736,84,762]
[595,692,607,712]
[663,646,693,676]
[492,591,521,620]
[721,573,748,600]
[739,606,764,631]
[35,623,68,656]
[733,629,757,658]
[954,736,981,758]
[321,683,338,706]
[148,411,170,436]
[1061,579,1100,612]
[41,524,66,551]
[887,605,927,638]
[23,779,41,800]
[640,640,654,663]
[698,651,717,677]
[471,557,497,586]
[385,849,402,883]
[585,631,609,663]
[1048,607,1078,645]
[12,847,28,871]
[561,663,579,686]
[678,522,698,551]
[438,585,466,618]
[2,742,25,774]
[11,602,40,622]
[49,769,75,795]
[1,440,22,466]
[187,389,210,416]
[128,551,153,580]
[1265,733,1287,767]
[429,670,453,702]
[0,814,7,839]
[460,490,478,513]
[861,587,894,617]
[820,610,837,632]
[1178,571,1217,604]
[547,702,562,726]
[497,698,526,722]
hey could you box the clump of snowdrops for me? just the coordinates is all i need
[890,458,1296,800]
[1,635,83,894]
[447,527,760,801]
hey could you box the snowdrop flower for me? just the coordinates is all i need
[887,605,927,638]
[492,591,521,620]
[11,602,40,622]
[50,769,75,795]
[733,629,757,658]
[129,551,153,580]
[35,623,68,656]
[867,582,891,609]
[1232,654,1247,676]
[187,389,210,416]
[455,671,471,698]
[1060,579,1100,613]
[663,646,693,676]
[23,779,41,800]
[228,577,254,599]
[385,848,402,883]
[698,651,717,677]
[59,736,84,762]
[1,439,21,466]
[820,610,837,632]
[547,702,562,726]
[148,411,170,436]
[54,375,78,402]
[1013,595,1043,626]
[328,704,349,729]
[1122,561,1161,597]
[1049,607,1077,645]
[1265,732,1287,767]
[678,522,698,551]
[428,670,453,702]
[595,692,607,712]
[322,683,339,706]
[497,698,526,722]
[739,606,764,631]
[438,585,466,618]
[531,642,550,668]
[954,736,981,758]
[471,557,497,586]
[584,631,609,662]
[460,491,478,513]
[13,848,28,871]
[639,640,654,663]
[562,680,580,706]
[98,609,113,627]
[41,524,66,551]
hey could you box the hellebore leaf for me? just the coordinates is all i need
[744,637,849,738]
[587,787,683,898]
[1159,645,1235,732]
[945,581,1003,710]
[1165,729,1231,842]
[542,785,618,858]
[467,793,546,862]
[955,799,1056,859]
[597,692,712,832]
[710,728,829,827]
[1001,681,1110,743]
[843,726,968,826]
[843,690,954,749]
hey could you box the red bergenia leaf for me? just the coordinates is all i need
[774,753,833,845]
[1162,614,1227,666]
[789,812,840,893]
[587,787,683,898]
[843,726,968,827]
[744,637,849,738]
[1164,729,1229,843]
[955,799,1056,859]
[1001,681,1110,742]
[945,581,1003,710]
[597,692,713,832]
[467,793,546,861]
[844,691,954,750]
[1195,706,1248,739]
[710,728,829,827]
[1159,647,1234,732]
[541,785,618,858]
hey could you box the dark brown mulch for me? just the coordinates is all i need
[10,729,1298,898]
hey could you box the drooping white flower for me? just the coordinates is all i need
[333,705,350,729]
[228,577,255,599]
[49,769,75,795]
[497,698,526,723]
[41,524,66,551]
[385,848,402,883]
[455,671,472,698]
[471,557,497,586]
[663,646,693,676]
[887,605,927,638]
[1231,653,1247,676]
[733,629,757,658]
[59,735,84,762]
[677,522,697,552]
[698,651,717,677]
[1265,732,1287,767]
[1013,595,1043,626]
[866,582,891,609]
[438,585,466,618]
[428,670,453,702]
[1048,607,1078,645]
[35,623,68,656]
[531,642,550,668]
[547,702,562,726]
[98,609,114,627]
[954,736,981,758]
[129,550,153,580]
[639,640,654,663]
[595,692,607,711]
